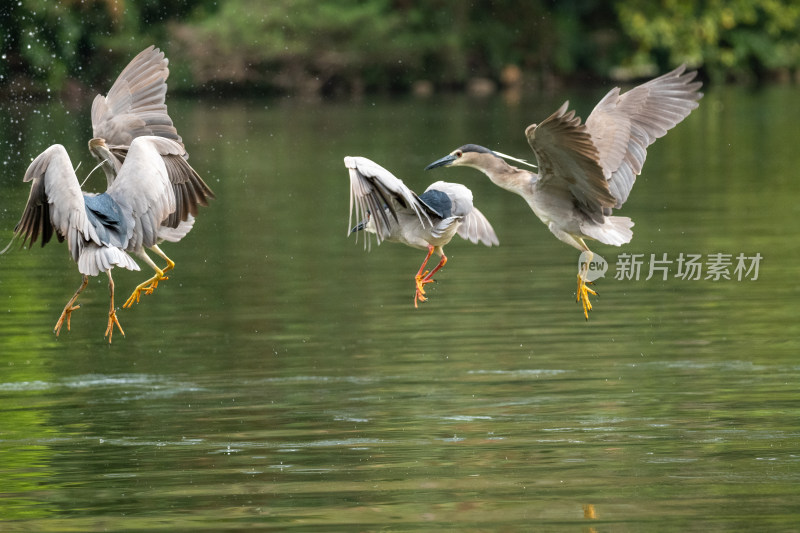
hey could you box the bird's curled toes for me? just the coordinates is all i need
[104,310,124,342]
[414,289,428,308]
[577,280,597,320]
[578,279,597,298]
[144,275,168,293]
[54,304,81,336]
[415,274,433,295]
[123,288,146,308]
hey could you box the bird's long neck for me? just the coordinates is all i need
[89,141,120,187]
[468,156,535,197]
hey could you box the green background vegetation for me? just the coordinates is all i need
[1,0,799,97]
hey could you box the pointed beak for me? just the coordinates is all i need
[425,154,457,170]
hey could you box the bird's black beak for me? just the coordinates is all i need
[350,220,367,233]
[425,154,457,170]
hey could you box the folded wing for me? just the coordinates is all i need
[14,145,98,261]
[525,103,616,223]
[345,156,432,244]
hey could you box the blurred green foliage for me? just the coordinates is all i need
[1,0,798,97]
[617,0,800,82]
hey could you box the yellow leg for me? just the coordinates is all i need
[413,249,447,308]
[151,244,175,276]
[54,275,89,336]
[160,255,175,276]
[576,248,597,320]
[123,246,176,308]
[123,266,167,308]
[104,271,124,343]
[413,246,435,308]
[577,273,597,320]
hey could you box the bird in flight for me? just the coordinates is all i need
[4,46,213,341]
[346,156,498,307]
[426,65,702,319]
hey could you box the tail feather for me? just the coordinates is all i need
[581,216,634,246]
[78,245,140,276]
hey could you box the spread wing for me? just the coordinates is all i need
[345,156,432,244]
[161,151,215,229]
[585,65,703,207]
[91,46,182,153]
[12,145,99,261]
[458,206,499,247]
[106,137,183,250]
[525,102,616,223]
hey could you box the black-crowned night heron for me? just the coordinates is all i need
[4,46,213,342]
[86,46,214,309]
[346,156,498,307]
[9,137,210,341]
[426,65,702,319]
[89,45,183,183]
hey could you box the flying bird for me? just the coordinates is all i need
[84,45,213,307]
[8,137,210,342]
[89,45,183,184]
[426,65,702,319]
[346,156,498,307]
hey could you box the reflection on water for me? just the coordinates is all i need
[0,85,799,530]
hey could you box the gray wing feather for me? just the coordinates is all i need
[158,216,196,243]
[13,145,99,262]
[160,152,215,229]
[585,65,702,207]
[345,156,431,244]
[424,181,499,247]
[457,206,499,247]
[89,140,213,233]
[107,137,181,250]
[91,45,182,150]
[525,102,616,223]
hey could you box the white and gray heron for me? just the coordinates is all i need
[8,137,211,342]
[4,46,213,341]
[426,65,702,319]
[85,45,214,309]
[346,156,499,307]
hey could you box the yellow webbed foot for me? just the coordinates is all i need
[54,304,80,336]
[577,275,597,320]
[104,309,125,343]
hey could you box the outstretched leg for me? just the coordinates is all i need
[54,275,89,336]
[414,245,435,308]
[104,270,124,343]
[150,245,175,276]
[548,226,599,320]
[414,247,448,308]
[124,247,173,308]
[577,247,597,320]
[415,254,448,308]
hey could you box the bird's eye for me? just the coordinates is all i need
[456,151,462,158]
